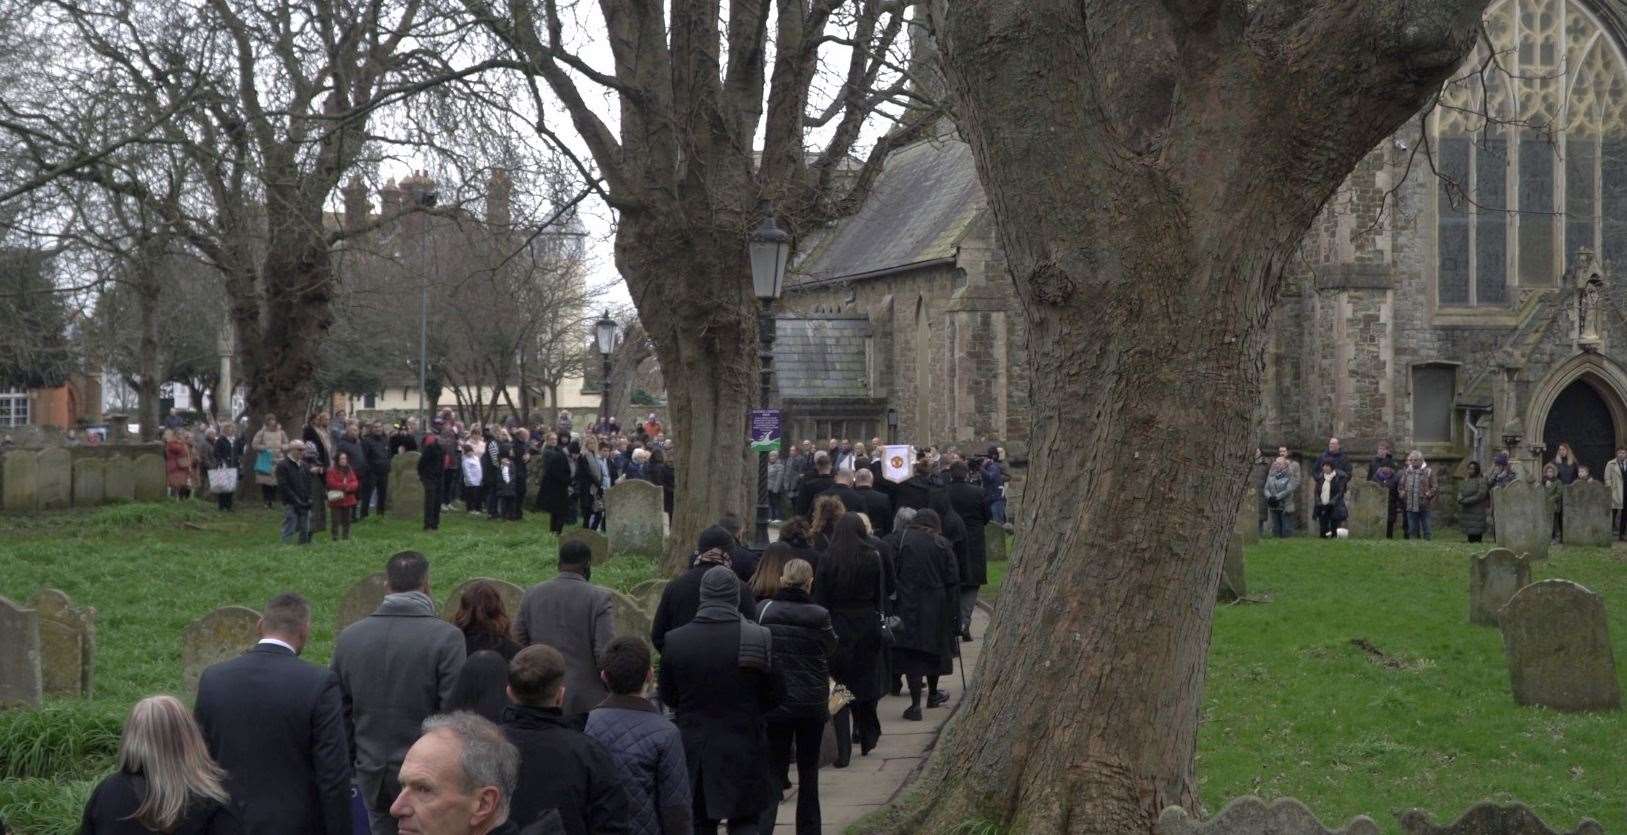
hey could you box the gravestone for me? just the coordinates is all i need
[28,588,95,698]
[35,448,71,510]
[629,578,668,615]
[985,524,1009,562]
[1158,796,1380,835]
[1398,801,1605,834]
[606,479,665,556]
[72,458,105,507]
[559,528,611,565]
[2,449,37,511]
[336,572,391,635]
[1493,481,1549,559]
[391,453,424,520]
[444,578,526,623]
[1217,533,1247,602]
[609,589,652,639]
[181,606,260,694]
[1233,499,1259,545]
[1468,549,1531,627]
[1345,479,1388,538]
[1500,580,1621,712]
[1562,480,1612,547]
[0,596,42,708]
[103,456,136,503]
[133,453,166,501]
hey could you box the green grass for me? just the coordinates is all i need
[0,500,660,835]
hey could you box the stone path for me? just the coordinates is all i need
[772,605,989,833]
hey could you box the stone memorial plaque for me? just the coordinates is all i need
[103,457,136,503]
[28,588,95,698]
[0,596,42,709]
[72,458,105,507]
[1468,548,1530,627]
[133,453,166,502]
[181,606,261,694]
[629,578,668,615]
[35,448,71,510]
[1500,579,1621,712]
[1345,479,1388,538]
[1158,796,1381,835]
[559,528,610,565]
[336,572,391,635]
[1398,800,1606,834]
[609,589,652,639]
[1493,481,1549,560]
[1563,480,1612,547]
[391,453,424,520]
[985,524,1009,562]
[2,450,37,512]
[606,480,665,557]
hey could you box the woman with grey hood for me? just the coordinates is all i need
[1262,453,1298,538]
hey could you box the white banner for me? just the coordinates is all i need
[882,445,914,484]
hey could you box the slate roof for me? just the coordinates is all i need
[790,136,984,287]
[773,316,871,399]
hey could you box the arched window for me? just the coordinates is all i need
[1433,0,1627,307]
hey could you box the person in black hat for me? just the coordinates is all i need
[649,526,757,651]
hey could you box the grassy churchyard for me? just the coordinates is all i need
[3,507,1627,833]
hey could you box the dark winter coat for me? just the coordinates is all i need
[890,528,958,661]
[648,563,756,651]
[893,475,936,513]
[793,473,835,518]
[361,432,391,474]
[946,481,990,586]
[648,462,675,514]
[275,457,311,510]
[854,487,893,536]
[211,437,235,472]
[1367,453,1398,482]
[502,704,632,835]
[416,440,444,483]
[1313,470,1349,522]
[813,545,891,702]
[584,696,692,835]
[78,771,241,835]
[539,446,574,517]
[817,484,866,517]
[335,437,366,472]
[1457,475,1491,537]
[389,430,418,456]
[482,438,503,488]
[1313,448,1350,477]
[755,587,837,720]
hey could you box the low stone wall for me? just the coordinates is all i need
[0,444,165,513]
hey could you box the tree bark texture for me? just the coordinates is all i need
[867,2,1488,832]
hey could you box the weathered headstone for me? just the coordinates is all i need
[181,606,261,694]
[1217,533,1246,602]
[1500,580,1621,712]
[35,448,71,510]
[336,572,391,635]
[1398,801,1605,834]
[1233,499,1259,545]
[28,588,95,698]
[609,589,652,639]
[1493,481,1550,560]
[72,458,105,507]
[391,452,424,520]
[629,578,669,615]
[1468,548,1531,627]
[1158,797,1380,835]
[559,528,611,565]
[444,578,526,623]
[0,596,42,708]
[1562,480,1612,547]
[2,449,37,511]
[133,453,166,502]
[985,524,1009,562]
[103,456,136,503]
[1344,479,1388,538]
[606,479,665,556]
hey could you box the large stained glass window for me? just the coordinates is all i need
[1434,0,1627,307]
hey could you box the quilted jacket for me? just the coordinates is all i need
[583,695,692,835]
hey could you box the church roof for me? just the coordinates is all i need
[790,136,984,288]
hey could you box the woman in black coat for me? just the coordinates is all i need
[648,447,676,520]
[757,558,837,834]
[537,436,574,534]
[80,695,240,835]
[890,509,959,721]
[815,512,892,763]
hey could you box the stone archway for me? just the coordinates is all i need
[1527,353,1627,474]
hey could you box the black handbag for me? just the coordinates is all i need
[877,553,901,645]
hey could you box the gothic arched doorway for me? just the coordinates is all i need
[1543,380,1618,475]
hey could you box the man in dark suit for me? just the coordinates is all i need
[818,468,866,518]
[514,541,614,716]
[194,592,352,835]
[853,467,894,534]
[792,452,835,518]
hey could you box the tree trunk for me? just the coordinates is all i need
[233,202,334,443]
[868,2,1487,832]
[135,278,160,443]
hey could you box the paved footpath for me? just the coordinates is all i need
[772,605,990,833]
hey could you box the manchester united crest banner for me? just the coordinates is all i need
[882,444,913,484]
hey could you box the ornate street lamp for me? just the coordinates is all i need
[750,203,791,546]
[594,310,617,432]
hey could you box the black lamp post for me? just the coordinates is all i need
[749,202,791,546]
[594,310,618,433]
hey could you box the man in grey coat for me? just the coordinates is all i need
[332,551,466,835]
[515,540,615,717]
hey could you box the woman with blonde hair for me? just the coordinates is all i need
[756,558,837,833]
[809,494,846,551]
[80,694,238,833]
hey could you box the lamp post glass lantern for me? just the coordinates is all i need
[594,311,617,432]
[750,205,791,545]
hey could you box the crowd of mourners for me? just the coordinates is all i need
[75,422,1016,835]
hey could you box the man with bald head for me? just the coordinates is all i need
[853,467,893,534]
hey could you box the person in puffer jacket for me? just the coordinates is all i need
[756,559,837,834]
[584,637,691,835]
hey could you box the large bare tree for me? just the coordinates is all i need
[864,2,1490,832]
[462,0,941,567]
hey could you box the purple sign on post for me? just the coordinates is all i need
[750,409,782,453]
